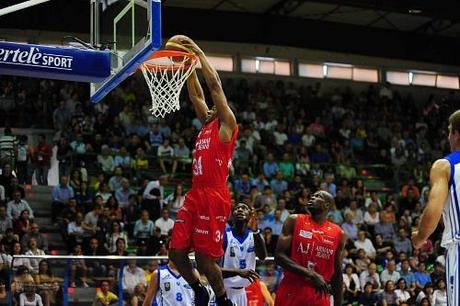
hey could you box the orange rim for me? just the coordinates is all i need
[140,50,198,71]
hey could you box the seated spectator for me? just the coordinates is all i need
[105,221,128,254]
[381,280,398,305]
[254,186,277,210]
[24,238,45,275]
[380,260,400,284]
[234,174,252,197]
[363,202,379,233]
[413,262,432,290]
[432,278,447,305]
[270,172,288,196]
[108,167,125,192]
[279,153,294,179]
[106,196,122,223]
[21,223,49,254]
[342,212,358,241]
[111,237,128,256]
[122,258,147,295]
[97,145,115,174]
[401,178,420,199]
[344,200,364,226]
[69,244,89,288]
[69,169,82,192]
[157,138,176,174]
[355,249,371,273]
[262,153,279,179]
[134,210,154,243]
[86,237,109,279]
[263,227,277,256]
[124,195,139,236]
[393,228,412,256]
[115,179,133,209]
[75,182,93,212]
[359,263,381,291]
[0,205,12,237]
[34,260,61,306]
[154,209,174,238]
[327,201,343,225]
[10,177,25,200]
[394,278,412,305]
[95,183,112,204]
[51,176,74,223]
[11,242,32,272]
[374,213,395,242]
[82,205,102,245]
[19,282,43,306]
[165,184,185,219]
[114,146,133,171]
[173,138,191,173]
[358,282,379,306]
[1,228,18,253]
[364,191,382,209]
[343,264,360,304]
[416,282,434,305]
[7,190,34,222]
[133,148,149,177]
[130,283,146,306]
[309,143,330,163]
[251,174,269,194]
[264,209,283,237]
[14,209,32,238]
[277,198,290,223]
[354,231,376,259]
[94,280,118,306]
[260,262,282,297]
[67,212,85,251]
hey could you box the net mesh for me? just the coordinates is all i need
[140,51,198,118]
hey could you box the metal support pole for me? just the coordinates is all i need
[90,0,100,47]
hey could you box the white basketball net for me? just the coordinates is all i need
[140,52,198,118]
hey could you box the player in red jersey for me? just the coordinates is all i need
[168,36,239,306]
[274,191,346,306]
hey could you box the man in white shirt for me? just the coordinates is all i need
[154,209,175,237]
[354,231,376,259]
[122,258,147,294]
[359,263,381,291]
[380,260,401,284]
[7,190,34,221]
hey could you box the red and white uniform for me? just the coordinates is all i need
[170,117,238,259]
[275,214,342,306]
[246,281,264,306]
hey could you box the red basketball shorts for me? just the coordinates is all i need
[170,185,231,259]
[275,280,331,306]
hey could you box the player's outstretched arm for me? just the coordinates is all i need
[187,70,209,124]
[182,38,237,140]
[143,270,159,306]
[274,215,329,295]
[412,159,450,249]
[260,281,275,306]
[331,231,346,306]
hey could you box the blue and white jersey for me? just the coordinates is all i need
[153,265,216,306]
[155,265,194,306]
[442,151,460,247]
[222,227,256,288]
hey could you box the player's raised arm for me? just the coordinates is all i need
[143,269,159,306]
[182,39,237,139]
[412,159,450,248]
[331,231,346,306]
[187,70,209,124]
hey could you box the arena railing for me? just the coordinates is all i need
[8,254,276,306]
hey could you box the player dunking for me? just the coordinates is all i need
[413,109,460,306]
[274,191,346,306]
[169,36,239,306]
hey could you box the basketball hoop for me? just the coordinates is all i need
[140,50,198,118]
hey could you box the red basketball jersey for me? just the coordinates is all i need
[284,214,342,285]
[246,281,264,306]
[192,117,238,186]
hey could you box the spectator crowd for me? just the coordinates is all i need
[0,73,459,305]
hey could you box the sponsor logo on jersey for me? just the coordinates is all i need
[215,216,227,222]
[195,228,209,235]
[196,138,211,151]
[315,245,334,259]
[299,230,313,239]
[312,229,324,234]
[165,282,171,291]
[322,235,335,245]
[297,241,312,255]
[175,218,185,224]
[198,215,210,221]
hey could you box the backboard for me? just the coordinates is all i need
[90,0,162,103]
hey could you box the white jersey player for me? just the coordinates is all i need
[413,109,460,306]
[143,262,215,306]
[221,203,267,306]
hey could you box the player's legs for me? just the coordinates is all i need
[446,244,458,306]
[169,190,211,305]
